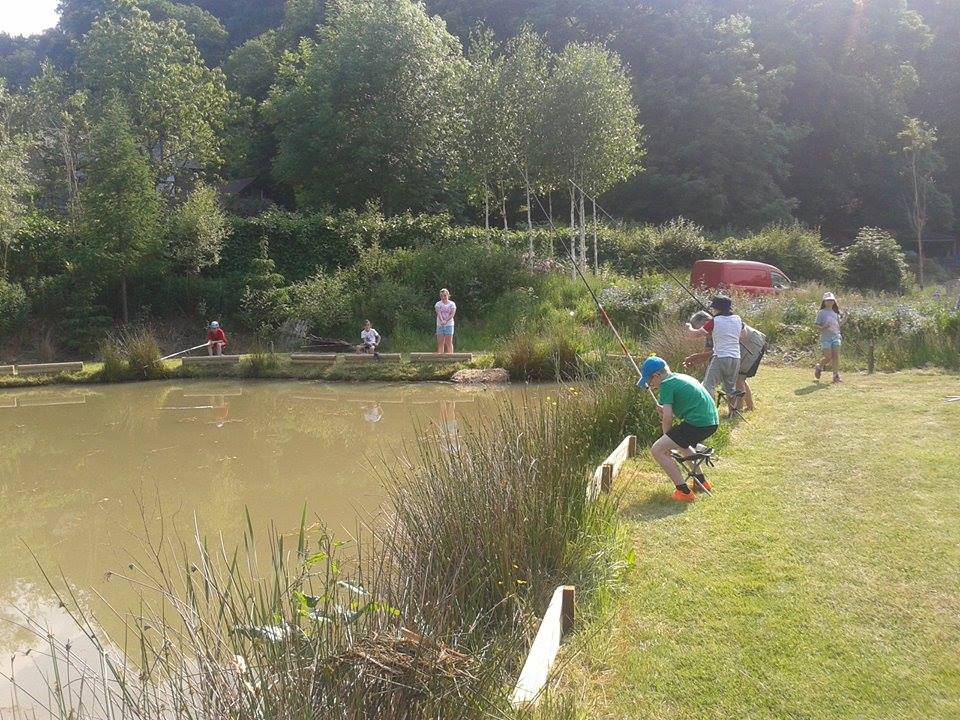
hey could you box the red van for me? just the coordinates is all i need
[690,260,792,296]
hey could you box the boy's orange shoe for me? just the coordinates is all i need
[692,478,713,492]
[672,488,697,502]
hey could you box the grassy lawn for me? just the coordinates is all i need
[560,366,960,719]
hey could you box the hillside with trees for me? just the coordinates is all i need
[1,0,958,359]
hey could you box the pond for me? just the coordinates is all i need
[0,379,538,710]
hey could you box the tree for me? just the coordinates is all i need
[0,85,34,278]
[898,117,946,287]
[501,26,551,261]
[78,4,232,184]
[166,182,228,274]
[23,62,88,214]
[547,42,641,272]
[81,99,163,323]
[461,28,511,237]
[268,0,467,213]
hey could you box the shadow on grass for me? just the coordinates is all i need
[794,383,831,396]
[624,494,689,522]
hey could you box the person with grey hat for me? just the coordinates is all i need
[686,308,766,411]
[686,296,748,414]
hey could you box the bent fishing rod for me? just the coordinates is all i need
[516,168,643,378]
[567,178,711,314]
[566,179,749,424]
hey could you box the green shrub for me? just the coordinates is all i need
[0,279,29,336]
[354,279,422,335]
[652,218,711,268]
[123,327,165,379]
[239,246,290,332]
[98,337,128,381]
[722,224,841,283]
[288,272,352,335]
[495,328,582,381]
[241,345,280,377]
[599,225,658,275]
[597,283,663,336]
[842,228,909,292]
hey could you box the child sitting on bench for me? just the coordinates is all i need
[358,320,381,355]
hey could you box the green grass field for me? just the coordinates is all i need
[560,366,960,719]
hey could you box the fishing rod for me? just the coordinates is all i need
[568,179,749,424]
[513,167,643,378]
[159,342,211,362]
[567,178,711,313]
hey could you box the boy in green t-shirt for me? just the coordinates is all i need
[638,356,720,502]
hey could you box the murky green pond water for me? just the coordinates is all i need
[0,379,538,710]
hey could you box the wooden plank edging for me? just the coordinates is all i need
[0,365,14,376]
[15,362,84,375]
[510,585,576,709]
[588,435,637,500]
[409,352,473,364]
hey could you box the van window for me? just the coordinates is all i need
[771,272,790,289]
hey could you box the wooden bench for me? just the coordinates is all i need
[181,355,240,367]
[338,353,402,365]
[409,353,473,364]
[15,362,84,376]
[0,365,14,376]
[290,353,338,365]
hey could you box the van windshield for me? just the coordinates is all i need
[771,272,790,289]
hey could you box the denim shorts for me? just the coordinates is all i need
[436,324,455,336]
[820,336,842,351]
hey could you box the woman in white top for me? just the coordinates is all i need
[435,288,457,354]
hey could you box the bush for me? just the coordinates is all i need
[241,345,281,377]
[98,337,128,382]
[722,224,841,283]
[495,328,582,381]
[0,279,29,337]
[238,247,290,332]
[652,218,711,269]
[123,327,165,379]
[842,228,909,292]
[288,272,353,335]
[597,283,664,336]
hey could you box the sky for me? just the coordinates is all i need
[0,0,60,37]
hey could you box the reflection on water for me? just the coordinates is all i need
[0,379,533,712]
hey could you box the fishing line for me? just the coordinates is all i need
[512,162,643,377]
[567,178,711,313]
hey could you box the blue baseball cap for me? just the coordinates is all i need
[637,356,668,388]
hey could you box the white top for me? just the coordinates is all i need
[708,314,743,359]
[361,328,380,345]
[435,300,457,327]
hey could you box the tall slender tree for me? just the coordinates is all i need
[0,85,33,278]
[81,99,162,323]
[547,42,642,272]
[898,117,944,287]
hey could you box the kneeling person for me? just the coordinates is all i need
[639,356,719,503]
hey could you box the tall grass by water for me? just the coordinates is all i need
[9,370,654,718]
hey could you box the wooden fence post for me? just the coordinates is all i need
[560,586,575,636]
[600,463,614,493]
[628,434,638,457]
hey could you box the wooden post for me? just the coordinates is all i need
[560,586,575,636]
[628,435,638,457]
[600,463,614,493]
